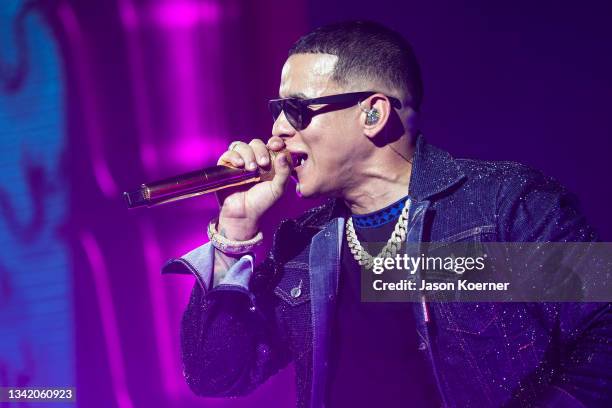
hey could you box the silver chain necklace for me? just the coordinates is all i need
[345,198,411,269]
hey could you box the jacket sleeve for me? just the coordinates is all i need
[164,243,291,397]
[497,165,612,406]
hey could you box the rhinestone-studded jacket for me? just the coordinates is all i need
[164,135,611,407]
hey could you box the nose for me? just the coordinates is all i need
[271,110,297,140]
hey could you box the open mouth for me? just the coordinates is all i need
[290,152,308,178]
[292,152,308,169]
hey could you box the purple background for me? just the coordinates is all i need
[1,1,611,407]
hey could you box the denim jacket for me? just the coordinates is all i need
[163,135,611,407]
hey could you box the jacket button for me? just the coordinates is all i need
[290,287,302,298]
[418,342,427,351]
[291,279,303,298]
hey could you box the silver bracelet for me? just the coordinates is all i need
[207,218,263,255]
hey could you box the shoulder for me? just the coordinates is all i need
[454,158,570,206]
[452,158,595,241]
[456,158,560,190]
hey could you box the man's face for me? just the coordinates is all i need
[273,53,364,198]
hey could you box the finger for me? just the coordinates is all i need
[231,142,257,171]
[217,150,245,167]
[249,139,271,167]
[266,136,285,151]
[269,152,291,198]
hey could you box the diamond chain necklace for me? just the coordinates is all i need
[345,198,411,269]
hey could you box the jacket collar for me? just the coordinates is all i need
[408,133,465,201]
[297,134,465,229]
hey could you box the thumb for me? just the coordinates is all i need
[269,152,291,197]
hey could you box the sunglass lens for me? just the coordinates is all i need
[269,100,282,121]
[268,99,304,130]
[284,99,303,130]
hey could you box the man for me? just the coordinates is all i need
[164,21,611,407]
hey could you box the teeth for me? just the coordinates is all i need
[299,157,305,166]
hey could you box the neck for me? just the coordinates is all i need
[342,139,414,215]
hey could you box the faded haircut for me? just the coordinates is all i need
[289,20,424,111]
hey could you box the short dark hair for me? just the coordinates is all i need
[289,20,423,111]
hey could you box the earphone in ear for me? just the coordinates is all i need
[358,100,380,125]
[364,108,380,125]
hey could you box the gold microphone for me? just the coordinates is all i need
[123,150,296,208]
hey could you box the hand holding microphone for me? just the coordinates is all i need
[215,136,291,241]
[123,137,292,240]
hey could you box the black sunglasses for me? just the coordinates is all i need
[268,91,402,130]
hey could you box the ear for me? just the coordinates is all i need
[360,94,392,139]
